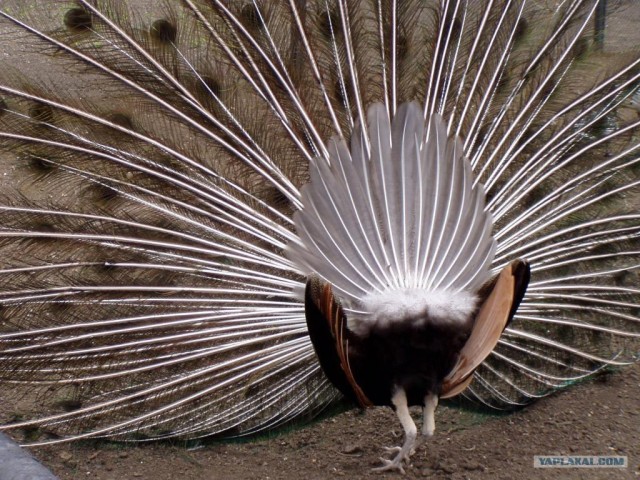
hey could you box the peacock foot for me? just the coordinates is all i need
[372,435,417,474]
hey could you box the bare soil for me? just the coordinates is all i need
[16,364,639,480]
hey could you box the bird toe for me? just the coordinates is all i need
[372,457,406,475]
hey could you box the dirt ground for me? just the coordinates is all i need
[14,363,637,480]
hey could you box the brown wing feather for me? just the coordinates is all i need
[440,261,521,397]
[440,374,474,400]
[305,278,372,407]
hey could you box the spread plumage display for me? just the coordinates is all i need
[0,0,638,473]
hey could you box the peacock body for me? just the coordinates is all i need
[0,0,638,472]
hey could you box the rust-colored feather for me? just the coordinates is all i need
[315,281,372,408]
[441,261,519,397]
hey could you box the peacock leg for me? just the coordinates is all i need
[422,393,438,437]
[372,388,416,474]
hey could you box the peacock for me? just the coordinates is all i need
[0,0,638,474]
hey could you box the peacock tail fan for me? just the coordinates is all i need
[0,0,637,445]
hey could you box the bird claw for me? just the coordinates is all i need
[372,456,406,475]
[383,445,413,460]
[372,445,411,474]
[382,446,402,455]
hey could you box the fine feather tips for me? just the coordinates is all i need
[289,101,495,311]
